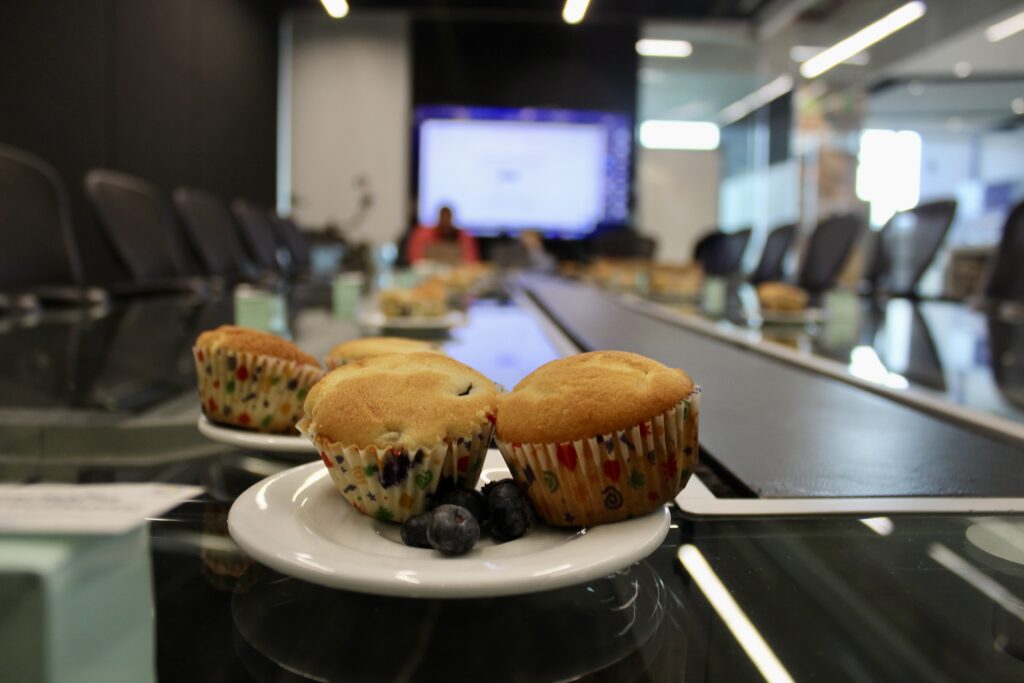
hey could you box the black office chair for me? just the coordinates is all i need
[872,200,957,298]
[796,214,862,293]
[173,187,250,279]
[84,169,195,284]
[695,229,751,277]
[0,143,84,294]
[269,212,313,273]
[750,224,796,284]
[231,199,281,274]
[985,199,1024,303]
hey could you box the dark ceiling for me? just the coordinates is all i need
[288,0,774,22]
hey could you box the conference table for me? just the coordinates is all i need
[2,273,1023,682]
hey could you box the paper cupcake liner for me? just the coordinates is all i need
[496,390,700,527]
[194,347,323,434]
[299,421,493,523]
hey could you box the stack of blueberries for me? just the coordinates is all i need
[401,480,536,555]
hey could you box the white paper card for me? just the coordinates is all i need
[0,484,202,534]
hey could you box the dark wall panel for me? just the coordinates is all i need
[0,0,278,284]
[413,20,638,115]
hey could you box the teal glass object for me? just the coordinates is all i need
[234,286,288,336]
[332,273,364,320]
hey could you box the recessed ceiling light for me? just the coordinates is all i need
[801,2,926,79]
[320,0,349,19]
[1012,98,1024,115]
[636,39,693,58]
[562,0,590,24]
[953,61,972,78]
[985,10,1024,42]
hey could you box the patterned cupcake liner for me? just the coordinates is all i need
[495,390,700,527]
[194,347,323,434]
[298,420,494,523]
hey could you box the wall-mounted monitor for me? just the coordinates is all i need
[415,106,631,237]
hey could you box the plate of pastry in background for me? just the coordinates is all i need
[229,350,697,597]
[755,282,826,325]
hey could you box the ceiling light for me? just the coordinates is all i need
[636,39,693,58]
[790,45,870,66]
[320,0,349,18]
[719,75,793,125]
[639,121,720,150]
[953,61,972,78]
[1012,98,1024,115]
[985,10,1024,42]
[679,546,796,683]
[562,0,590,24]
[801,2,926,79]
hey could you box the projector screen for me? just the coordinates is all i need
[416,106,631,237]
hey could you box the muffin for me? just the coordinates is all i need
[194,325,322,433]
[325,336,442,369]
[378,283,447,319]
[297,353,500,522]
[495,351,699,527]
[756,282,808,312]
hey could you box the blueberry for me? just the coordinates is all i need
[485,480,534,543]
[427,505,480,556]
[441,489,487,525]
[400,512,433,549]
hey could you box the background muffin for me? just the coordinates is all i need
[756,282,809,312]
[495,351,699,527]
[326,336,442,369]
[194,325,322,433]
[298,353,500,522]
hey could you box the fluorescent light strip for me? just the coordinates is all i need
[639,121,719,150]
[636,39,693,58]
[679,545,796,683]
[719,75,793,125]
[801,1,926,79]
[320,0,349,19]
[986,10,1024,42]
[859,516,894,536]
[790,45,869,66]
[563,0,591,24]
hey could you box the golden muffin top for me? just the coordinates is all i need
[326,337,441,365]
[496,350,694,445]
[300,352,500,449]
[756,282,809,310]
[195,325,320,368]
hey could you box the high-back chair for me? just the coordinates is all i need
[0,143,83,290]
[231,199,281,274]
[985,199,1024,303]
[695,228,751,277]
[269,213,313,273]
[173,187,250,279]
[84,169,189,283]
[750,224,796,284]
[873,200,957,297]
[797,214,862,293]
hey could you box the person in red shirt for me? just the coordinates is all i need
[406,206,480,265]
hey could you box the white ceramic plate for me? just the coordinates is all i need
[197,415,314,454]
[228,450,671,598]
[757,307,827,326]
[358,310,465,332]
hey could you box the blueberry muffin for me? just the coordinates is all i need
[297,353,500,522]
[194,325,322,433]
[325,336,442,369]
[495,351,699,527]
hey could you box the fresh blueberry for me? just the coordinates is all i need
[485,480,534,543]
[400,512,433,549]
[427,505,480,556]
[441,489,487,525]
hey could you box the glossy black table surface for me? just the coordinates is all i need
[3,280,1024,682]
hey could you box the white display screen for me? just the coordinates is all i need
[416,107,631,236]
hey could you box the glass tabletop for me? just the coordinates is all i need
[4,281,1024,682]
[643,280,1024,425]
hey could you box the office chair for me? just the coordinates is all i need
[695,229,751,277]
[797,214,862,293]
[269,212,313,274]
[750,224,796,284]
[985,199,1024,303]
[173,187,251,280]
[231,199,281,275]
[872,200,957,298]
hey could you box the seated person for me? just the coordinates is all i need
[407,206,479,265]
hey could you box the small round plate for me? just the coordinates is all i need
[757,307,827,326]
[228,451,671,598]
[197,415,314,454]
[358,310,465,331]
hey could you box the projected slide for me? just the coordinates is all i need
[416,107,631,236]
